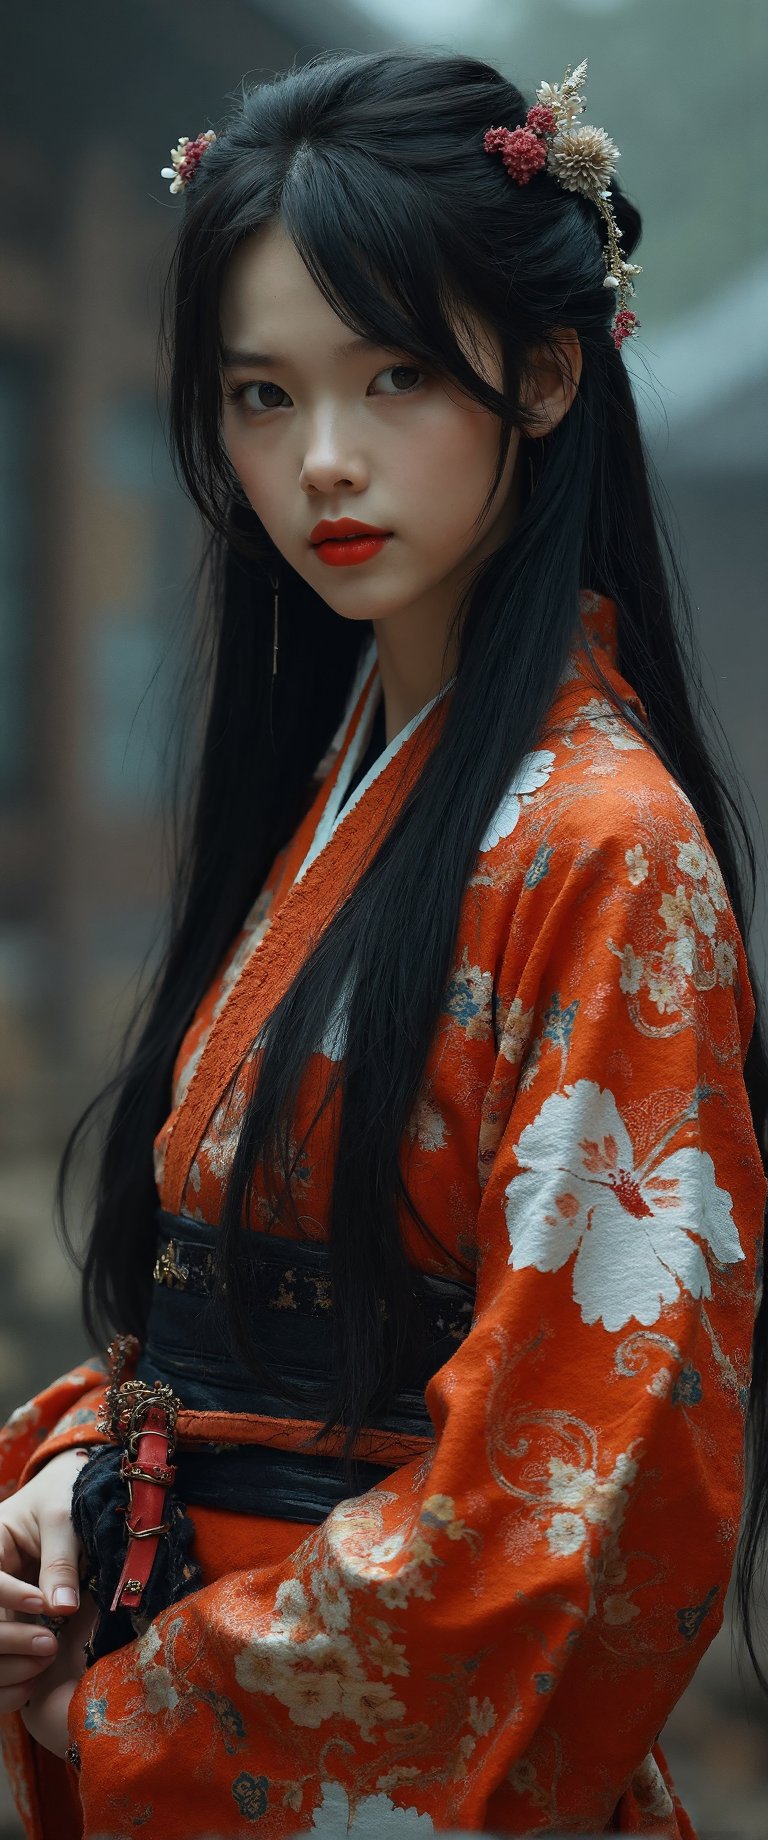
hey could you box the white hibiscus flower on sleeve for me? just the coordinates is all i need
[503,1079,744,1331]
[306,1779,436,1833]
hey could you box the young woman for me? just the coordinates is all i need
[0,46,766,1840]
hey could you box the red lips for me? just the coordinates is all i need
[309,517,392,544]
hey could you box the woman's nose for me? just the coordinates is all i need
[302,464,356,491]
[299,425,367,495]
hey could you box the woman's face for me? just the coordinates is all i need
[218,219,523,649]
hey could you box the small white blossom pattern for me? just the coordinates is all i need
[579,695,646,751]
[625,844,649,885]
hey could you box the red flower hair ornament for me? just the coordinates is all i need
[160,60,640,352]
[484,59,642,350]
[161,129,217,194]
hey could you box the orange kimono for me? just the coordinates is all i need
[1,589,765,1838]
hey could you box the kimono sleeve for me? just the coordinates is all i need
[0,1361,109,1500]
[65,797,766,1838]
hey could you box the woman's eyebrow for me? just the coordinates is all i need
[220,335,386,367]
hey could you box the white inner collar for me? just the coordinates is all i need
[295,637,455,886]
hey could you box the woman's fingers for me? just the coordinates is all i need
[0,1574,46,1617]
[0,1526,45,1615]
[0,1677,51,1715]
[0,1622,59,1661]
[0,1631,60,1715]
[37,1515,82,1614]
[35,1453,90,1614]
[0,1615,60,1696]
[0,1647,57,1684]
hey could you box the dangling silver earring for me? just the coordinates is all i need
[266,566,280,752]
[269,568,279,678]
[528,437,548,498]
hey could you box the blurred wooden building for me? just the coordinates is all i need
[0,0,392,1148]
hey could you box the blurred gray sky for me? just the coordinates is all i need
[359,0,486,28]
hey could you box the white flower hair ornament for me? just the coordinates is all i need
[483,58,642,350]
[161,129,217,195]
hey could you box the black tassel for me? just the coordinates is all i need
[70,1446,203,1663]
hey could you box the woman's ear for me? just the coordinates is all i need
[522,327,582,436]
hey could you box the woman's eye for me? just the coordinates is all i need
[374,364,426,396]
[223,381,287,414]
[222,362,426,417]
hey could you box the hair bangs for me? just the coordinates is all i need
[276,153,520,532]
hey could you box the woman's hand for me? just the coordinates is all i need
[0,1446,92,1719]
[20,1587,99,1757]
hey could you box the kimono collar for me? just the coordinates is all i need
[159,588,643,1212]
[558,589,649,727]
[310,589,646,844]
[576,587,619,664]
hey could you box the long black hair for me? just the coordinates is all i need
[57,49,768,1689]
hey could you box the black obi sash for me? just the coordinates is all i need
[136,1209,475,1518]
[70,1209,476,1660]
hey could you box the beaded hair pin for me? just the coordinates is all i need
[161,56,640,351]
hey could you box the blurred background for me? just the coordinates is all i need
[0,1,766,1833]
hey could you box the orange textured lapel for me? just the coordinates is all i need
[161,646,452,1213]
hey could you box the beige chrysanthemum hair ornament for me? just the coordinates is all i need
[484,58,642,349]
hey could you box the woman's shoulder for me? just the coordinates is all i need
[477,682,707,887]
[472,708,749,1028]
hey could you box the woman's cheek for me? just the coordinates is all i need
[226,446,276,527]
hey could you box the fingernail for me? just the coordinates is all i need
[52,1587,79,1608]
[21,1593,45,1612]
[31,1632,58,1651]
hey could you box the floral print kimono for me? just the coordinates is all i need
[1,590,765,1839]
